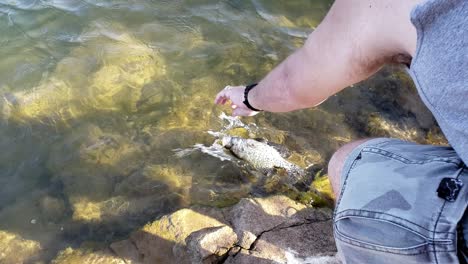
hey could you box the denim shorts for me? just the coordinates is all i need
[334,138,468,264]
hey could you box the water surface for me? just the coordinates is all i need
[0,0,445,262]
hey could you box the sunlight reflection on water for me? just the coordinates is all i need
[0,0,446,262]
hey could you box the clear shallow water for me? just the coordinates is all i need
[0,0,446,262]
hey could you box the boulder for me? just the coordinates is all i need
[228,195,310,248]
[226,220,338,263]
[112,207,227,264]
[224,196,339,264]
[108,195,340,264]
[186,225,238,264]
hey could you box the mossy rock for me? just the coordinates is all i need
[137,208,226,244]
[7,23,166,127]
[52,247,125,264]
[312,174,334,200]
[0,230,42,264]
[114,207,227,264]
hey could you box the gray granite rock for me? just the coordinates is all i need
[227,195,327,249]
[109,195,341,264]
[186,226,237,264]
[111,206,227,264]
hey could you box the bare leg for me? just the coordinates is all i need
[328,139,372,200]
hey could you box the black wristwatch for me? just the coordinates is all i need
[243,83,263,112]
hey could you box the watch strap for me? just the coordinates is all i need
[243,83,262,112]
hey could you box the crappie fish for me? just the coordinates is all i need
[222,136,306,183]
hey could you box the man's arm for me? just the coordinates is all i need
[215,0,421,116]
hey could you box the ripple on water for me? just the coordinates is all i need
[0,0,447,262]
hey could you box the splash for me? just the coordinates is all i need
[173,112,258,162]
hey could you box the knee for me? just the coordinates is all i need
[328,139,371,199]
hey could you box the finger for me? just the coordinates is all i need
[214,92,223,104]
[215,93,227,104]
[215,90,232,104]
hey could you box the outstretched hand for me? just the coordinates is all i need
[214,85,260,117]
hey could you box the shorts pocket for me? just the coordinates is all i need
[334,211,430,255]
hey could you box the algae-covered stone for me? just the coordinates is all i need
[6,22,165,127]
[135,207,226,245]
[312,174,334,200]
[0,191,63,254]
[39,196,66,222]
[0,230,42,264]
[51,247,125,264]
[70,194,182,224]
[71,197,106,222]
[366,114,422,142]
[47,124,145,200]
[156,76,220,131]
[143,165,190,191]
[189,185,250,209]
[112,207,226,264]
[85,36,164,113]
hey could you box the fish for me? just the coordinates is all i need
[221,136,306,184]
[221,136,334,207]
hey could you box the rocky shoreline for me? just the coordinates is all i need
[48,195,340,264]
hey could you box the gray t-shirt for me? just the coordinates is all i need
[408,0,468,163]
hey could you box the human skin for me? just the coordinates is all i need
[214,0,423,116]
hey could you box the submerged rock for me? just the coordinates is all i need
[4,22,166,127]
[51,247,125,264]
[109,239,140,264]
[39,196,66,222]
[186,226,238,264]
[47,124,146,200]
[0,230,42,264]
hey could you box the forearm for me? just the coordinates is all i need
[247,0,418,113]
[249,24,378,112]
[215,0,419,116]
[247,46,326,112]
[247,42,353,113]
